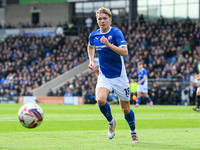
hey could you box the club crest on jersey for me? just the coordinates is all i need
[108,35,112,41]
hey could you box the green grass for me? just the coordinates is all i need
[0,104,199,150]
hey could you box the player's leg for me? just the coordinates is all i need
[197,87,200,110]
[120,99,139,143]
[113,76,138,143]
[135,91,142,107]
[143,92,153,107]
[96,87,112,118]
[96,87,117,139]
[96,74,116,139]
[135,85,142,107]
[193,87,200,112]
[142,84,153,107]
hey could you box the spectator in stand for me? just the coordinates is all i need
[150,83,159,105]
[85,16,93,29]
[160,90,170,105]
[189,82,195,105]
[169,91,176,105]
[0,89,4,96]
[173,82,181,105]
[64,87,73,97]
[75,84,82,96]
[157,15,165,25]
[135,14,140,27]
[57,88,64,96]
[139,14,145,24]
[71,16,77,27]
[84,88,94,104]
[47,89,54,96]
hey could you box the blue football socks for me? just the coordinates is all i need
[136,97,141,105]
[148,96,152,103]
[125,109,135,131]
[99,102,113,122]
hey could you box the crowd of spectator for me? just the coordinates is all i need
[46,17,200,105]
[123,18,200,82]
[0,32,89,97]
[0,16,200,105]
[0,22,52,29]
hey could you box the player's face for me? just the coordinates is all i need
[97,13,112,33]
[138,64,143,70]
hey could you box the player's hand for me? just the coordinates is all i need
[88,62,97,72]
[100,36,109,46]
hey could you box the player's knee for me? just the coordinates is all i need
[137,92,141,97]
[97,99,106,106]
[122,107,130,115]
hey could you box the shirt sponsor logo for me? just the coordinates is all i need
[95,45,108,51]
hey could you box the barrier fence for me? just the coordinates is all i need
[0,79,191,105]
[0,96,84,105]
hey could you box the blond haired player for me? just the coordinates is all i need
[87,7,138,143]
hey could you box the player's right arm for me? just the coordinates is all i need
[138,76,147,85]
[138,69,147,84]
[87,33,96,72]
[87,44,96,71]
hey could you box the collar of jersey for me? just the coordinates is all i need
[100,27,112,34]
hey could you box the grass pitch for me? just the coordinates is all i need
[0,104,199,150]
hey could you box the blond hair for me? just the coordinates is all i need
[138,61,143,66]
[96,7,112,18]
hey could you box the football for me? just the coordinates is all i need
[18,103,44,128]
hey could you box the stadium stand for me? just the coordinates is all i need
[0,17,200,105]
[53,18,200,105]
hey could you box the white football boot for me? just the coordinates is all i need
[131,130,139,143]
[108,118,117,139]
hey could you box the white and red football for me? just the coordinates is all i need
[18,103,44,128]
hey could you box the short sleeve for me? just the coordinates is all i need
[88,33,94,47]
[115,29,127,47]
[144,69,148,77]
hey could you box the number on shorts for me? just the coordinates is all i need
[124,87,130,97]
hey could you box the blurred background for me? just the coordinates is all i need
[0,0,199,106]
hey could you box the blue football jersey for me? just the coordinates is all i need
[138,68,148,86]
[89,27,127,78]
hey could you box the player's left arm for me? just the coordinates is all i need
[100,30,128,57]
